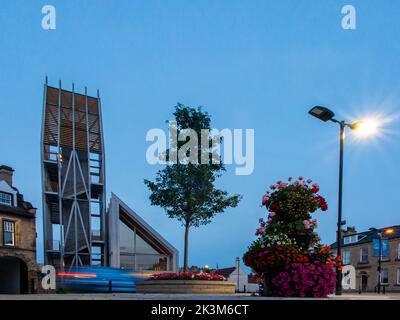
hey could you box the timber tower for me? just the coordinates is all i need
[41,78,106,269]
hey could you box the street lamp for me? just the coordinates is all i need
[236,257,240,293]
[369,227,394,294]
[308,106,378,296]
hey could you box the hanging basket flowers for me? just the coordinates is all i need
[243,177,340,297]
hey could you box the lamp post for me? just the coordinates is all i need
[236,257,240,293]
[369,228,394,294]
[378,234,382,294]
[308,106,371,296]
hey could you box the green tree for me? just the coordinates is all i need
[144,104,241,272]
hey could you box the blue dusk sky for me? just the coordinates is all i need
[0,0,399,270]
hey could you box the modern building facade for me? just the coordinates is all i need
[0,165,37,294]
[107,193,178,273]
[41,78,106,269]
[331,226,400,292]
[41,78,178,273]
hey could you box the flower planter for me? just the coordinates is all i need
[243,177,339,298]
[291,233,312,249]
[136,280,236,294]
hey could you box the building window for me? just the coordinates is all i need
[91,246,102,266]
[398,243,400,260]
[360,247,368,263]
[343,250,350,264]
[0,192,12,206]
[380,268,389,284]
[344,235,358,245]
[3,220,15,246]
[397,269,400,285]
[119,220,169,271]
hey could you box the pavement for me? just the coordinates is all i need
[0,292,400,300]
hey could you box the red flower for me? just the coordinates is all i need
[261,194,269,206]
[270,202,279,211]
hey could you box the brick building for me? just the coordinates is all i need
[0,165,37,294]
[331,226,400,292]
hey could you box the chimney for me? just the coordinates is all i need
[336,226,356,240]
[342,226,357,237]
[0,165,14,186]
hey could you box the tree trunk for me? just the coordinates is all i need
[262,273,274,296]
[183,223,190,272]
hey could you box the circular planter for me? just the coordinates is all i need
[136,280,236,294]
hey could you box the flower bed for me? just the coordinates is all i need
[137,273,235,294]
[149,272,225,281]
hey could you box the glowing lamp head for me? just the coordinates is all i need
[350,119,379,137]
[384,228,395,235]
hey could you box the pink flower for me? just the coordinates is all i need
[288,177,292,182]
[255,226,266,235]
[269,211,276,217]
[261,195,269,206]
[298,176,304,180]
[303,220,311,229]
[312,219,318,227]
[306,179,312,184]
[270,184,277,190]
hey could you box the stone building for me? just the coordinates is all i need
[331,226,400,293]
[0,165,37,294]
